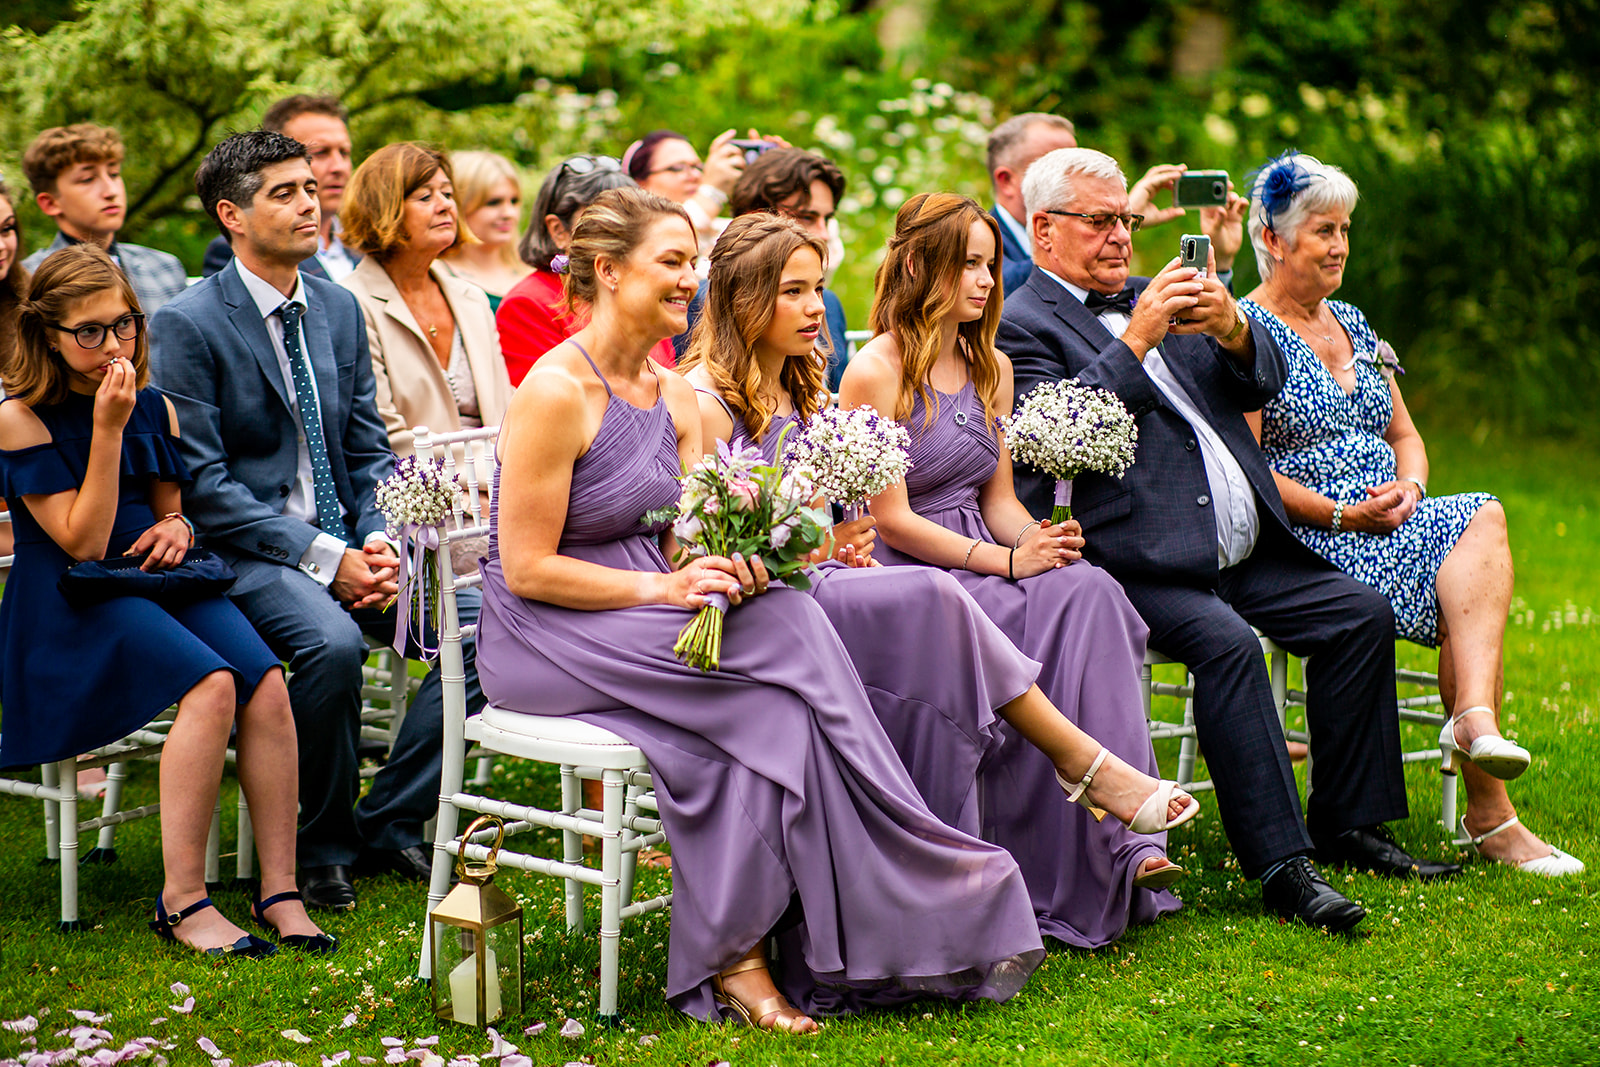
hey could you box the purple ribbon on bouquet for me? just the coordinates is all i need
[392,522,441,659]
[1054,480,1073,508]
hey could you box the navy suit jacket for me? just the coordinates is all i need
[998,270,1295,586]
[992,205,1034,297]
[149,264,394,592]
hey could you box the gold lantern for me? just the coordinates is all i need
[429,816,523,1026]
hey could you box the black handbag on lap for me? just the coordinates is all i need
[57,550,237,610]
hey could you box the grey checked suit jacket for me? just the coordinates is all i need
[998,269,1293,586]
[149,264,394,593]
[24,232,189,315]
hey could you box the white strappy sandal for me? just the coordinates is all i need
[1057,748,1201,835]
[1455,816,1585,877]
[1440,705,1530,781]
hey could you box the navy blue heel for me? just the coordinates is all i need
[150,893,277,958]
[253,889,338,955]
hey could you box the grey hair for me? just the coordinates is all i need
[1021,147,1126,222]
[986,112,1076,179]
[1247,153,1360,281]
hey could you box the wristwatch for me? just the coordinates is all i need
[1221,307,1249,345]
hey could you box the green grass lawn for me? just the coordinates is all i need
[1,425,1596,1066]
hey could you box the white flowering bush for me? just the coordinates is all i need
[1004,379,1139,522]
[781,404,912,517]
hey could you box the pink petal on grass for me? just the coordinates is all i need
[321,1053,352,1065]
[359,1059,378,1065]
[385,1052,408,1065]
[381,1037,405,1047]
[198,1037,222,1056]
[70,1011,110,1025]
[485,1027,518,1058]
[149,1017,168,1026]
[281,1030,314,1044]
[340,1013,359,1029]
[558,1018,584,1039]
[501,1058,533,1067]
[170,998,195,1015]
[413,1036,440,1046]
[169,983,189,997]
[521,1023,546,1037]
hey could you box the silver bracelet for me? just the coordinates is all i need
[961,539,980,570]
[1013,520,1040,549]
[1330,499,1345,535]
[1401,476,1426,499]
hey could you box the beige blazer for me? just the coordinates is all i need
[342,256,513,463]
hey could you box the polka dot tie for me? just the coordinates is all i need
[280,302,347,543]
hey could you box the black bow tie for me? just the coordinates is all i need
[1085,288,1136,315]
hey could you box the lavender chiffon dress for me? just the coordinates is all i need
[475,355,1044,1020]
[872,381,1180,948]
[709,396,1041,834]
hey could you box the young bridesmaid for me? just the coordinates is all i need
[681,213,1197,879]
[841,193,1186,948]
[0,246,332,956]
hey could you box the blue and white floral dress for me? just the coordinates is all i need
[1242,298,1495,647]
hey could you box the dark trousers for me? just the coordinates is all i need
[230,561,482,867]
[1116,526,1409,879]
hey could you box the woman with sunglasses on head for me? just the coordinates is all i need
[497,155,679,382]
[681,213,1199,877]
[840,193,1186,949]
[0,246,331,957]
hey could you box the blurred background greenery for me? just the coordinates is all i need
[3,0,1596,437]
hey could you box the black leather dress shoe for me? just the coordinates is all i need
[1313,824,1462,881]
[300,865,358,912]
[356,844,435,883]
[1261,857,1366,933]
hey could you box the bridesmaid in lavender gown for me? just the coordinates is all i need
[475,188,1066,1028]
[681,213,1198,870]
[841,193,1188,949]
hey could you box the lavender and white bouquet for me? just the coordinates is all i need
[781,405,913,520]
[375,456,465,658]
[1004,378,1139,524]
[645,439,831,671]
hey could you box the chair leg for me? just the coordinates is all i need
[561,766,585,934]
[470,755,493,788]
[1441,767,1459,833]
[84,760,126,863]
[53,759,81,931]
[41,761,61,862]
[236,790,255,881]
[598,768,624,1023]
[618,779,641,907]
[1175,672,1200,790]
[204,799,223,886]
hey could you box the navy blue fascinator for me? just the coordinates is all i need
[1248,149,1314,231]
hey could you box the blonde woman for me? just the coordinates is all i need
[439,150,532,311]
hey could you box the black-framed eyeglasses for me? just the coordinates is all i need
[48,312,144,350]
[560,155,622,178]
[1045,209,1145,234]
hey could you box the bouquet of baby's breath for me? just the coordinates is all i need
[781,404,912,520]
[645,438,830,671]
[1004,378,1138,524]
[376,456,465,657]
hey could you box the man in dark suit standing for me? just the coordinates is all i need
[199,96,359,282]
[998,147,1457,932]
[152,130,465,911]
[985,113,1078,296]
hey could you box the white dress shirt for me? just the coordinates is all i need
[316,217,358,282]
[233,258,382,585]
[1040,268,1260,568]
[994,203,1032,258]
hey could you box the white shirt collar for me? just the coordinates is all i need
[233,256,307,319]
[1036,266,1094,306]
[994,203,1032,255]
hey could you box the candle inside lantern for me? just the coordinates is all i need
[448,947,501,1025]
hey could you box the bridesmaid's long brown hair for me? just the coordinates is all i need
[867,193,1004,429]
[680,213,830,443]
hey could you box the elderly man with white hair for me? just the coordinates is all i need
[997,147,1460,934]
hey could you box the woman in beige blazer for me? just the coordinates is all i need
[340,143,513,461]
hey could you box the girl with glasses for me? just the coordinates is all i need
[0,245,331,957]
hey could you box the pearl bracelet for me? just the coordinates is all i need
[1330,499,1345,535]
[962,539,980,570]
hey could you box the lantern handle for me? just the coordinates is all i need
[455,814,506,883]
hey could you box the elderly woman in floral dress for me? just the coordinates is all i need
[1240,152,1581,877]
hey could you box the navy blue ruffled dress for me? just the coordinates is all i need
[0,388,279,769]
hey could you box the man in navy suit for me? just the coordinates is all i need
[199,96,360,282]
[152,130,468,911]
[985,113,1078,296]
[998,147,1457,932]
